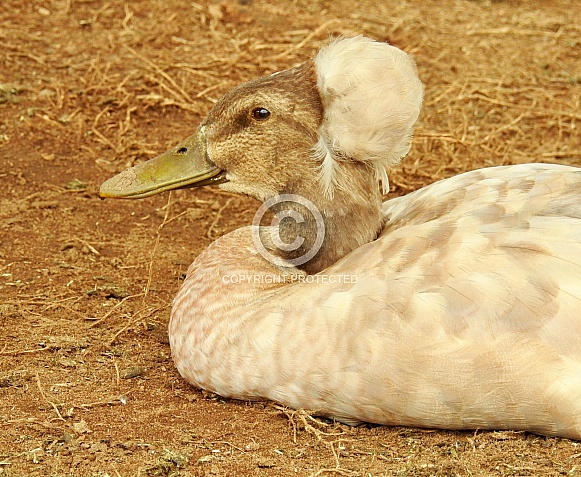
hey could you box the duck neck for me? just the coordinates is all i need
[265,162,384,275]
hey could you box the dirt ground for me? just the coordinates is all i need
[1,0,580,475]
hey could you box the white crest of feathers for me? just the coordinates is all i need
[312,36,424,198]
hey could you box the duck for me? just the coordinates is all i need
[100,36,581,439]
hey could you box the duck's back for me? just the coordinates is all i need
[170,163,581,439]
[374,162,581,351]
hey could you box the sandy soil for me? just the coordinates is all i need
[1,0,580,475]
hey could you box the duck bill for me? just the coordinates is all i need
[99,126,226,199]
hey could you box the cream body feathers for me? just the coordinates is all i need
[171,164,581,439]
[313,36,423,197]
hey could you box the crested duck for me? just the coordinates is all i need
[100,36,581,439]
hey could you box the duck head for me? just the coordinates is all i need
[100,36,424,273]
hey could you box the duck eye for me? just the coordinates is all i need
[251,107,270,121]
